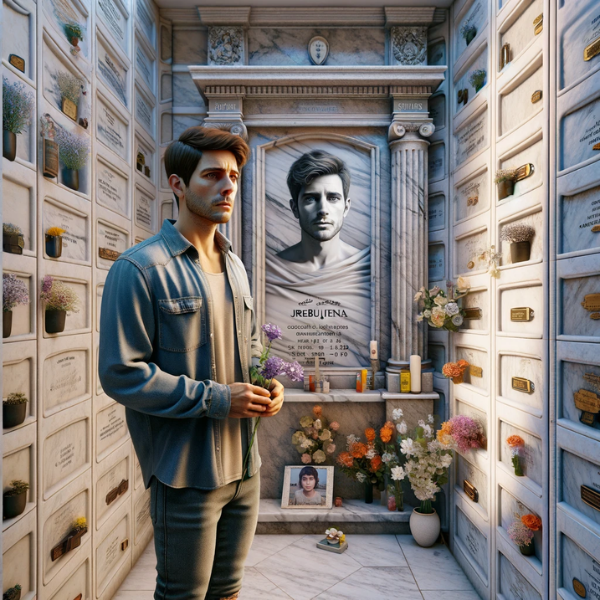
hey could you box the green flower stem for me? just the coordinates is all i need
[241,416,261,481]
[419,499,433,514]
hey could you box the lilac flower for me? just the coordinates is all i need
[261,323,282,342]
[3,76,35,134]
[3,274,29,312]
[42,275,53,294]
[283,360,304,382]
[261,356,285,380]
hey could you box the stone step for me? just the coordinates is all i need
[256,499,413,534]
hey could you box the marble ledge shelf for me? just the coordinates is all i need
[258,498,413,523]
[284,390,439,402]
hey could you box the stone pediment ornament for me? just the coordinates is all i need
[308,36,329,65]
[208,26,244,65]
[391,26,427,66]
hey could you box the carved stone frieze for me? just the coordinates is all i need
[208,27,245,66]
[391,26,428,66]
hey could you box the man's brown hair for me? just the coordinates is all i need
[164,127,250,206]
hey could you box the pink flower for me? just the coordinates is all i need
[326,444,336,454]
[312,432,319,439]
[301,453,311,464]
[446,415,484,453]
[330,421,340,431]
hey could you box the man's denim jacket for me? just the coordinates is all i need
[99,219,262,490]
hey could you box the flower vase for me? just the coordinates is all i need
[452,374,464,385]
[3,402,27,429]
[45,235,63,258]
[3,310,13,338]
[62,168,79,192]
[410,508,440,547]
[510,241,531,264]
[465,29,477,45]
[3,490,27,520]
[497,179,514,201]
[364,482,373,504]
[511,453,524,477]
[3,130,17,161]
[519,542,534,556]
[45,309,67,334]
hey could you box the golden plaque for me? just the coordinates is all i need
[511,307,534,322]
[514,163,535,182]
[533,14,543,35]
[582,293,600,313]
[593,143,600,151]
[584,373,600,389]
[500,44,510,69]
[463,480,478,503]
[99,247,121,261]
[531,90,543,104]
[532,13,543,26]
[121,538,129,551]
[574,389,600,414]
[8,54,25,73]
[584,36,600,62]
[512,377,534,393]
[573,578,587,598]
[467,260,475,269]
[61,97,77,121]
[467,195,479,206]
[469,365,483,378]
[464,307,482,320]
[592,313,600,320]
[592,225,600,233]
[581,485,600,512]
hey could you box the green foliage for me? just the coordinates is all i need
[4,392,28,405]
[3,76,34,134]
[5,480,29,496]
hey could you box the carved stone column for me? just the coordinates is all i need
[386,118,435,375]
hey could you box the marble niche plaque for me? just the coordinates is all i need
[97,39,128,107]
[500,488,542,561]
[560,3,600,91]
[455,0,487,59]
[561,360,600,429]
[461,289,488,332]
[500,0,543,66]
[561,534,600,600]
[500,285,543,337]
[97,222,128,269]
[135,39,154,90]
[3,358,33,407]
[135,87,154,136]
[3,178,32,250]
[456,229,488,275]
[500,212,543,265]
[500,355,543,414]
[428,243,445,281]
[561,96,600,171]
[562,274,600,337]
[428,142,445,182]
[499,553,542,600]
[43,350,88,413]
[45,280,87,333]
[3,71,32,163]
[97,456,129,523]
[501,67,543,136]
[97,403,128,458]
[455,170,488,223]
[501,138,543,198]
[135,187,156,232]
[457,455,488,515]
[456,347,488,392]
[43,201,88,262]
[428,193,445,231]
[97,159,129,217]
[3,1,32,78]
[562,450,600,527]
[500,422,542,486]
[136,0,155,43]
[134,490,151,542]
[49,558,89,600]
[456,506,488,576]
[3,445,32,495]
[456,400,487,446]
[44,419,88,493]
[96,513,129,593]
[429,94,446,131]
[562,185,600,254]
[5,274,32,337]
[455,110,489,169]
[3,533,33,596]
[97,99,128,160]
[455,48,488,106]
[427,40,446,67]
[98,0,128,51]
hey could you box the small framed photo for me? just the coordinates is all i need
[281,465,334,509]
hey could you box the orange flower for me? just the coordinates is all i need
[369,455,383,472]
[351,442,368,459]
[442,361,470,379]
[337,452,354,468]
[380,424,394,443]
[521,514,542,531]
[457,359,470,368]
[437,421,454,446]
[313,405,322,417]
[506,435,525,448]
[365,428,376,442]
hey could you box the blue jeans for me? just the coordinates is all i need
[150,474,260,600]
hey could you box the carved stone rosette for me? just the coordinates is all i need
[391,26,428,66]
[208,27,245,65]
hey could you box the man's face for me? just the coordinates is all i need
[301,474,316,492]
[172,149,239,224]
[290,174,350,242]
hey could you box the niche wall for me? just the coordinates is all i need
[2,0,159,594]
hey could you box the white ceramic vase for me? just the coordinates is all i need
[409,508,440,547]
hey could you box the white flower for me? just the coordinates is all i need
[314,419,322,430]
[414,290,423,301]
[418,420,426,427]
[452,315,464,326]
[391,466,406,481]
[440,454,453,468]
[392,408,404,421]
[346,434,359,449]
[356,472,367,483]
[400,438,416,457]
[434,295,448,306]
[423,309,432,318]
[301,438,313,449]
[423,424,433,438]
[366,447,376,459]
[417,314,424,322]
[457,276,471,292]
[428,414,434,423]
[397,421,408,435]
[445,302,459,316]
[382,452,395,463]
[430,286,441,295]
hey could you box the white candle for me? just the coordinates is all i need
[410,355,421,393]
[370,340,378,360]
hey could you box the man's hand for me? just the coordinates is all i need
[263,378,284,417]
[228,383,272,418]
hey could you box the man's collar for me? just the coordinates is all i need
[160,219,232,257]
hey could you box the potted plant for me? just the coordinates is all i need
[45,227,66,258]
[460,21,478,46]
[495,169,517,201]
[3,273,29,338]
[325,527,344,545]
[469,69,487,93]
[507,435,525,476]
[3,392,28,428]
[437,414,486,452]
[501,223,535,264]
[3,223,24,255]
[508,513,541,556]
[3,480,29,519]
[63,21,84,47]
[415,279,470,332]
[3,76,34,161]
[56,70,82,121]
[442,360,470,384]
[2,584,22,600]
[54,126,89,191]
[291,405,339,465]
[40,275,80,334]
[51,517,88,561]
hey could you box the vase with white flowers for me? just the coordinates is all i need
[415,278,470,332]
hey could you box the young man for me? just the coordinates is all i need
[99,126,284,600]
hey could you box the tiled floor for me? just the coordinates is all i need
[113,534,481,600]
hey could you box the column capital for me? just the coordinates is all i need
[388,120,435,143]
[202,120,248,141]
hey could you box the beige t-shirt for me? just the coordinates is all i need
[205,271,247,483]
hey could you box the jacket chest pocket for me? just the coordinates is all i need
[158,296,206,352]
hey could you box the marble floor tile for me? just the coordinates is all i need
[118,559,157,591]
[239,567,294,599]
[422,591,481,599]
[245,534,305,567]
[343,534,408,567]
[314,567,423,600]
[254,535,362,600]
[112,591,155,600]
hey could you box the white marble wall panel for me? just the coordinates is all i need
[499,137,543,201]
[2,176,34,252]
[135,85,155,138]
[96,220,129,270]
[2,422,35,505]
[247,28,386,66]
[500,421,542,486]
[454,109,489,169]
[461,288,488,332]
[429,193,446,232]
[135,36,154,91]
[499,209,544,267]
[2,0,35,80]
[97,0,129,52]
[3,353,35,425]
[560,95,600,172]
[42,345,89,415]
[500,65,543,137]
[42,0,90,60]
[134,488,151,545]
[429,93,446,131]
[136,0,155,46]
[47,553,90,600]
[454,0,487,62]
[499,284,543,337]
[454,168,488,223]
[96,401,128,461]
[97,35,129,108]
[3,269,34,337]
[429,243,446,281]
[500,487,542,562]
[172,26,206,65]
[172,115,202,141]
[500,353,543,415]
[456,399,488,445]
[428,39,447,67]
[171,72,203,108]
[429,141,446,182]
[562,449,600,529]
[41,276,89,335]
[161,73,172,102]
[96,94,129,161]
[561,274,600,338]
[561,184,600,255]
[457,455,488,516]
[559,1,600,91]
[499,0,543,69]
[160,198,174,224]
[95,507,131,598]
[455,228,488,275]
[2,68,35,163]
[456,346,488,393]
[134,184,156,233]
[499,552,542,600]
[456,505,489,575]
[561,534,600,600]
[3,510,36,597]
[95,444,131,529]
[560,358,600,432]
[52,114,91,197]
[42,198,89,263]
[96,156,130,218]
[160,22,172,62]
[134,455,143,491]
[455,48,488,113]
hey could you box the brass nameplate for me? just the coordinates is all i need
[584,373,600,390]
[534,21,543,36]
[582,293,600,312]
[144,166,151,178]
[533,14,543,26]
[514,163,535,182]
[584,36,600,62]
[463,480,478,503]
[511,307,534,322]
[592,225,600,232]
[581,411,595,426]
[61,97,77,121]
[74,595,83,600]
[573,578,587,598]
[469,365,483,378]
[574,389,600,414]
[121,538,129,551]
[8,54,25,73]
[531,90,542,104]
[512,377,534,393]
[43,139,59,178]
[592,313,600,320]
[594,143,600,151]
[99,247,122,262]
[105,478,129,505]
[464,307,482,320]
[467,195,478,206]
[581,485,600,512]
[467,260,475,269]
